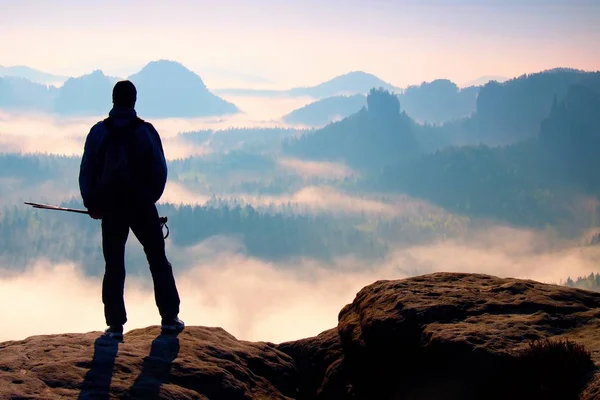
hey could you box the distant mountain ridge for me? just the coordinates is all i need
[282,94,367,126]
[0,65,68,84]
[0,76,58,111]
[0,60,239,117]
[282,68,600,134]
[2,64,599,122]
[215,71,399,99]
[282,69,600,168]
[462,75,509,87]
[281,79,479,127]
[283,88,421,170]
[53,70,115,116]
[469,67,600,144]
[399,79,479,124]
[128,60,238,118]
[288,71,398,98]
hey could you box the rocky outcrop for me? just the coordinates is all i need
[2,272,600,399]
[277,328,347,399]
[331,272,600,399]
[0,326,298,399]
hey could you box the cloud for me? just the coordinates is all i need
[0,262,105,342]
[158,184,452,218]
[0,177,80,207]
[2,223,599,345]
[284,186,397,216]
[158,184,399,216]
[0,101,309,159]
[0,112,92,156]
[0,252,398,345]
[161,136,213,160]
[159,181,211,205]
[0,112,215,159]
[388,225,600,285]
[277,158,355,180]
[218,95,315,121]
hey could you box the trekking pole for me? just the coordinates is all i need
[24,202,92,215]
[24,202,170,239]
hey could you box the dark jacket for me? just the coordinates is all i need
[79,107,167,212]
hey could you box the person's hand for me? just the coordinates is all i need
[89,210,102,220]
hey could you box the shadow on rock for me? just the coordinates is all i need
[124,332,181,399]
[78,335,120,400]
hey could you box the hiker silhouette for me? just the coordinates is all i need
[79,80,184,340]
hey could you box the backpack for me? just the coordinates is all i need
[96,117,144,207]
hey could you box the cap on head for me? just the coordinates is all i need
[112,80,137,108]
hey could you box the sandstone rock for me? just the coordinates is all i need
[277,328,348,399]
[0,326,299,399]
[336,272,600,399]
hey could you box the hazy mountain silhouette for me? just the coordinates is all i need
[216,71,399,99]
[0,60,239,117]
[283,88,420,170]
[281,79,479,127]
[280,68,600,227]
[288,71,397,98]
[398,79,479,124]
[470,68,600,144]
[407,68,600,149]
[0,76,58,111]
[282,94,367,126]
[363,69,600,227]
[539,83,600,194]
[462,75,508,87]
[128,60,239,118]
[0,65,68,84]
[53,70,115,116]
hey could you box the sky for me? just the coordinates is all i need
[1,0,598,88]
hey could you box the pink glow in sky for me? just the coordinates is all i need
[1,0,598,88]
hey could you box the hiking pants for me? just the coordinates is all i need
[101,203,180,327]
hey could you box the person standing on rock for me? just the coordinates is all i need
[78,80,184,341]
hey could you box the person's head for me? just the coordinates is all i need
[112,80,137,109]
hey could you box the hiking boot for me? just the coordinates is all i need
[103,325,124,342]
[161,317,185,333]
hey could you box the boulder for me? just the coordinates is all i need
[334,272,600,399]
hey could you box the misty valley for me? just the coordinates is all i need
[1,60,600,350]
[2,64,600,294]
